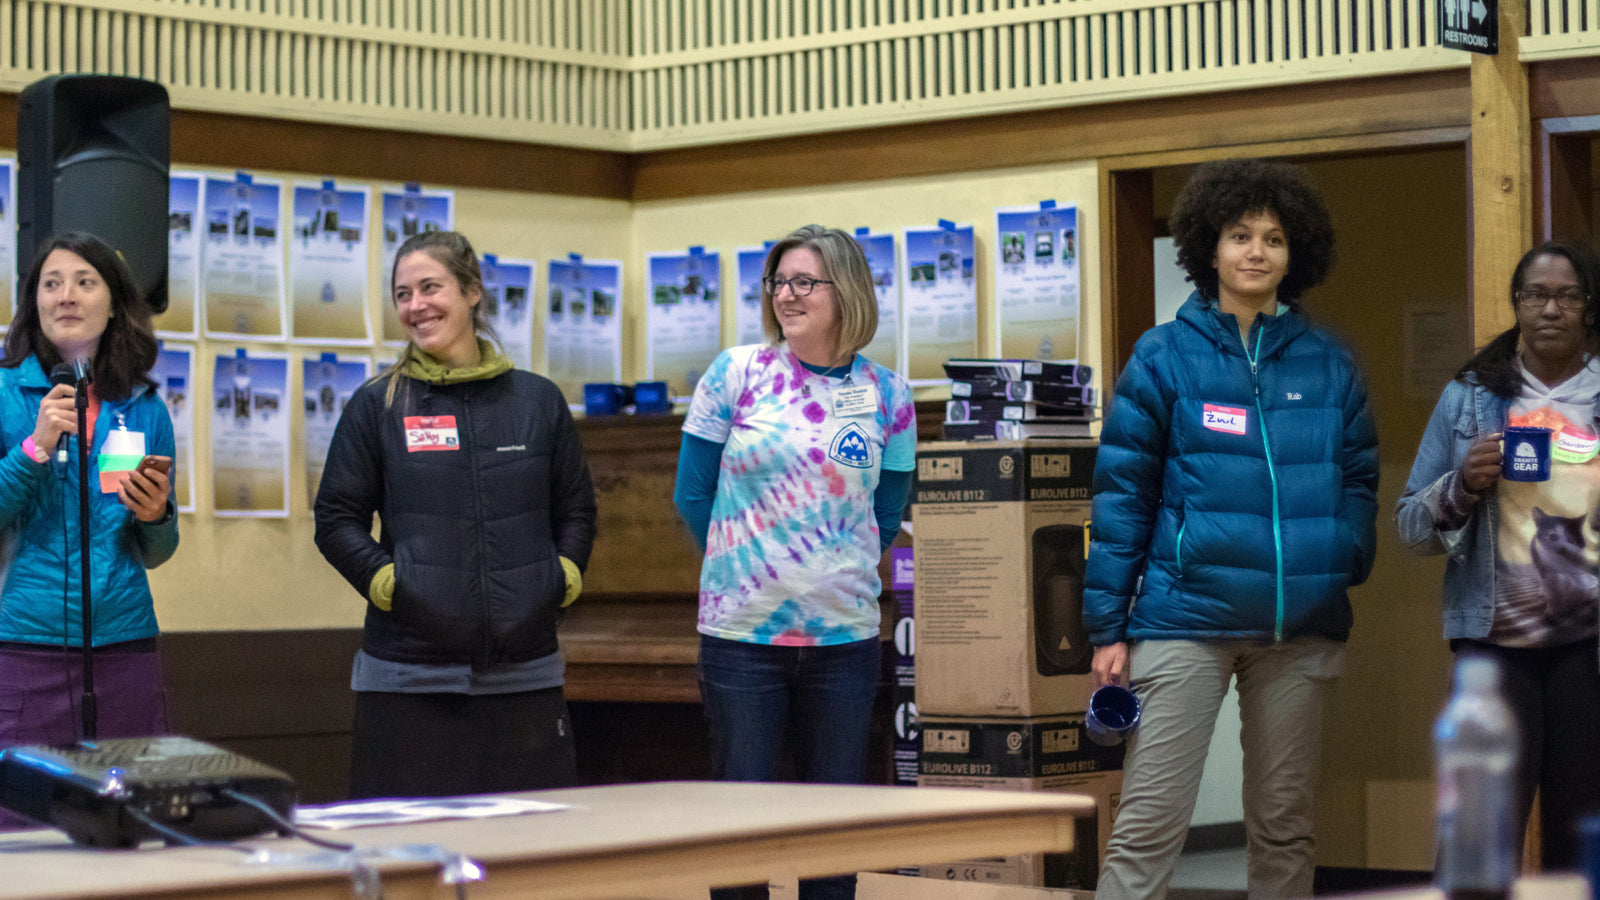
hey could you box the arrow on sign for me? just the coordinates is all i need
[1472,0,1488,22]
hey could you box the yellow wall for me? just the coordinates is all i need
[150,161,1099,630]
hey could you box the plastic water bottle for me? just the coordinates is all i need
[1434,656,1519,900]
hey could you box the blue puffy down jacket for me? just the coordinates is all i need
[1083,292,1379,646]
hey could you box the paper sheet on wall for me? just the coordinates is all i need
[994,203,1080,361]
[901,223,977,383]
[854,230,902,374]
[0,159,17,330]
[1404,304,1471,400]
[157,172,203,339]
[211,349,291,517]
[733,246,769,346]
[302,353,372,508]
[290,181,371,344]
[480,254,536,371]
[544,257,623,403]
[646,248,722,397]
[202,173,287,341]
[379,186,455,345]
[152,344,196,513]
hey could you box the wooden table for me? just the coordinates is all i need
[0,781,1095,900]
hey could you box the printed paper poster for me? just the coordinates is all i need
[480,254,536,371]
[0,159,17,329]
[854,230,901,374]
[733,246,768,346]
[290,181,371,344]
[544,256,623,403]
[995,203,1080,360]
[202,173,286,341]
[157,172,203,339]
[901,222,977,383]
[303,352,371,507]
[379,186,454,344]
[211,349,290,517]
[646,248,721,397]
[152,344,196,513]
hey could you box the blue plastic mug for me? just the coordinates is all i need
[1085,684,1141,746]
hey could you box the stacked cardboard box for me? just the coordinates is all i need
[911,440,1122,888]
[889,546,917,790]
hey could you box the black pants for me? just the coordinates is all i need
[1456,638,1600,869]
[348,686,577,799]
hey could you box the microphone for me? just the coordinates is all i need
[48,360,89,464]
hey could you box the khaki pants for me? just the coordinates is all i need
[1095,637,1345,900]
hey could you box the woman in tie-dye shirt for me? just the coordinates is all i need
[674,224,916,900]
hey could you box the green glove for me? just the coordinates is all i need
[560,556,582,607]
[367,563,395,612]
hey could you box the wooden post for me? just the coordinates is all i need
[1469,0,1530,348]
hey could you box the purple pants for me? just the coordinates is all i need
[0,641,169,830]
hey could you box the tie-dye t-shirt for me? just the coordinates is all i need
[683,343,917,646]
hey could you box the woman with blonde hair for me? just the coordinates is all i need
[674,224,916,900]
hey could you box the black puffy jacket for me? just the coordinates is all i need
[314,366,597,666]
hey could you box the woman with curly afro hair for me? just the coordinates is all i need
[1084,158,1378,899]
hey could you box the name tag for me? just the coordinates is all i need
[1201,403,1248,435]
[404,415,460,452]
[833,384,877,417]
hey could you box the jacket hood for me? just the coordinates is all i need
[1175,290,1311,360]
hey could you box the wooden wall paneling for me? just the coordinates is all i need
[1468,0,1531,348]
[1101,165,1155,393]
[629,70,1471,200]
[1538,117,1600,241]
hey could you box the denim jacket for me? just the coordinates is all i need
[1395,375,1526,640]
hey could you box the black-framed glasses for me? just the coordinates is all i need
[1515,288,1589,310]
[764,275,833,297]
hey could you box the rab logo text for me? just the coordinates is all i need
[1201,403,1248,436]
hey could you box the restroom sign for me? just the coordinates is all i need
[1440,0,1496,53]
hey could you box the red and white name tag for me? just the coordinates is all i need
[404,415,460,452]
[1201,403,1248,435]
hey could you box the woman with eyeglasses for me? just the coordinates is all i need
[672,224,915,900]
[1398,240,1600,868]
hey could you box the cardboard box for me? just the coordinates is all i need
[912,440,1097,717]
[890,546,917,789]
[917,714,1124,888]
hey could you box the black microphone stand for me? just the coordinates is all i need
[74,371,95,740]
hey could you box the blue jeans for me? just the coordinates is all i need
[699,634,881,900]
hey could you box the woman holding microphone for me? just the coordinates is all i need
[0,231,178,756]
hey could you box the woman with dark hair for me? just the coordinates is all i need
[315,230,596,798]
[672,224,915,900]
[1085,159,1378,899]
[0,231,177,756]
[1398,240,1600,869]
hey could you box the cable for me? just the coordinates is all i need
[121,804,255,853]
[220,788,355,851]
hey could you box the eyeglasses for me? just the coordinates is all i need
[764,275,833,297]
[1515,288,1589,310]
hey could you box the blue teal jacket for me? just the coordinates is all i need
[0,356,178,646]
[1394,375,1527,641]
[1083,292,1379,646]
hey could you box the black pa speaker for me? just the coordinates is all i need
[18,75,170,313]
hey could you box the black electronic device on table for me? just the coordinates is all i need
[0,736,297,847]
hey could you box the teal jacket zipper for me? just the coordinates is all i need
[1244,319,1286,641]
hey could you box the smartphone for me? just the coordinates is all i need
[136,455,173,477]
